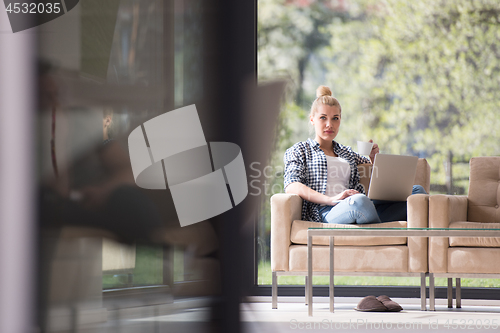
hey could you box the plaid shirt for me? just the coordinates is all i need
[284,138,370,222]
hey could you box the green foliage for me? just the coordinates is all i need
[259,0,350,105]
[260,0,500,184]
[323,0,500,179]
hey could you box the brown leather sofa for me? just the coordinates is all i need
[428,156,500,310]
[271,158,431,309]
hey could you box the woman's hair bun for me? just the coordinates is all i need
[316,85,332,98]
[310,85,341,116]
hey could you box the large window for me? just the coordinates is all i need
[37,0,214,294]
[257,0,500,287]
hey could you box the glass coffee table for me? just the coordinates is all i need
[307,227,500,316]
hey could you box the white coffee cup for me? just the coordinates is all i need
[357,141,373,155]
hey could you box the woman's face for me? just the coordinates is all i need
[310,104,341,143]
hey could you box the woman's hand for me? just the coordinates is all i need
[286,183,359,206]
[368,139,379,164]
[331,189,359,203]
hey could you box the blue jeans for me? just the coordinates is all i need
[373,185,427,222]
[319,185,427,224]
[319,193,381,224]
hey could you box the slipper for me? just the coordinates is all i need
[354,295,388,312]
[377,295,403,312]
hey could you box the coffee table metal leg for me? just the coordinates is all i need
[456,278,461,308]
[447,278,453,308]
[308,234,313,316]
[272,271,277,309]
[429,273,435,311]
[305,276,308,305]
[420,273,426,310]
[329,237,334,313]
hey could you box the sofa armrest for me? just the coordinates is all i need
[407,194,429,272]
[415,159,431,194]
[270,193,302,272]
[428,194,468,273]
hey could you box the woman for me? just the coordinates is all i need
[284,85,425,224]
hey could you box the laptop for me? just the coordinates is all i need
[367,154,419,201]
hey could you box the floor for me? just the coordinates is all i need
[50,296,500,332]
[242,297,500,332]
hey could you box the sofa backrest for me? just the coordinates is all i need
[358,158,431,194]
[468,156,500,223]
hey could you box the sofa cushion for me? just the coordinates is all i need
[289,245,408,272]
[290,220,408,246]
[467,157,500,223]
[448,247,500,274]
[449,221,500,248]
